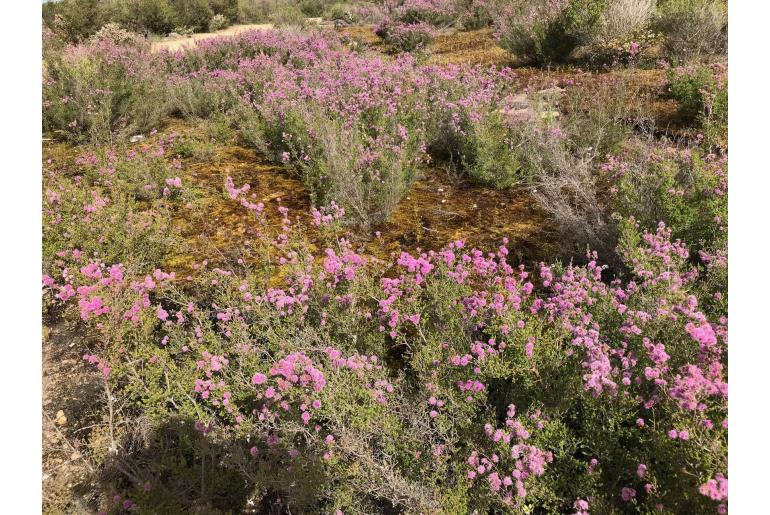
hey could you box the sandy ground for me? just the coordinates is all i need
[150,23,275,53]
[150,18,325,53]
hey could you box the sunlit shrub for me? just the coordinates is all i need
[393,0,455,26]
[42,140,185,270]
[43,34,167,143]
[42,192,728,512]
[609,141,727,253]
[375,21,438,52]
[599,0,653,42]
[169,0,214,32]
[454,0,501,30]
[270,3,308,27]
[666,63,728,146]
[494,0,607,64]
[209,13,229,31]
[653,0,727,61]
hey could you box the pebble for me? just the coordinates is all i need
[55,410,67,426]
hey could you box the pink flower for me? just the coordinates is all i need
[621,487,636,502]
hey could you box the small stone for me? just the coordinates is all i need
[55,410,67,426]
[129,134,145,143]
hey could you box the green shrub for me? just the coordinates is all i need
[43,35,167,143]
[298,0,329,17]
[653,0,727,61]
[375,21,438,53]
[270,4,307,27]
[42,201,728,513]
[122,0,175,35]
[210,0,239,21]
[667,64,728,146]
[611,142,727,251]
[324,3,357,25]
[42,145,184,268]
[169,0,214,32]
[494,0,607,64]
[460,117,523,188]
[209,13,229,31]
[42,0,102,41]
[455,0,501,30]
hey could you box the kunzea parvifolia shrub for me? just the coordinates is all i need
[43,30,167,143]
[43,160,728,511]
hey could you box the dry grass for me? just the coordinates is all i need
[150,23,276,53]
[427,29,510,66]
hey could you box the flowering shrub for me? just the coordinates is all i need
[158,29,574,222]
[392,0,455,26]
[609,142,727,254]
[43,159,728,511]
[374,0,456,52]
[666,63,728,147]
[43,32,167,143]
[41,12,729,512]
[42,139,189,273]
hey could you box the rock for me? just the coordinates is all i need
[533,87,565,103]
[509,94,529,109]
[129,134,145,143]
[501,107,536,123]
[55,410,67,426]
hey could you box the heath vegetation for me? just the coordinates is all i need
[42,1,727,513]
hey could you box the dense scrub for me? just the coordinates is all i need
[43,135,726,513]
[42,12,727,515]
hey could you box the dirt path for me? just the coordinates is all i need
[150,18,325,53]
[150,23,275,53]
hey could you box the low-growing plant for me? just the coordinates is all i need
[597,0,653,44]
[42,140,186,269]
[209,13,229,31]
[42,188,728,513]
[375,21,438,52]
[608,140,727,253]
[666,63,728,147]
